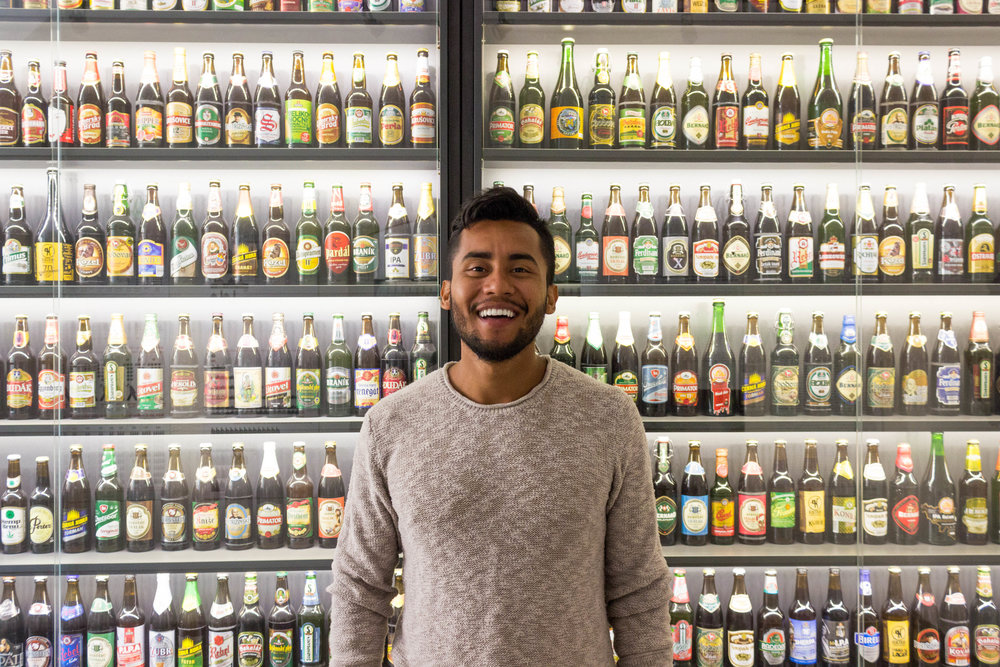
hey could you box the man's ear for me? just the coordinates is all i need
[440,280,451,311]
[545,284,557,315]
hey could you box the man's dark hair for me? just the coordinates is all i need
[448,186,555,285]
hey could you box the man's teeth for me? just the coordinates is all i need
[478,308,515,318]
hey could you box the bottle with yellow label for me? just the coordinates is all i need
[772,53,801,150]
[882,567,911,665]
[966,183,995,282]
[34,168,74,286]
[518,51,546,148]
[106,182,136,285]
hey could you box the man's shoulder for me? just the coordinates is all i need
[547,359,637,410]
[365,367,448,423]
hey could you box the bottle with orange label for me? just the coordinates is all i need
[76,52,105,147]
[74,183,105,284]
[671,311,698,417]
[709,448,734,545]
[409,48,436,147]
[262,184,292,286]
[601,184,629,284]
[316,52,343,148]
[105,182,136,286]
[135,51,164,148]
[712,54,739,149]
[550,38,583,149]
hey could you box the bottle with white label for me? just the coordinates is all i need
[208,575,237,667]
[726,569,756,667]
[116,575,146,667]
[852,184,879,282]
[861,439,888,545]
[1,455,27,554]
[149,573,177,667]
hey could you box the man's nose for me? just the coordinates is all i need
[481,264,514,296]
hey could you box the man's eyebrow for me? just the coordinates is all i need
[509,253,538,265]
[460,251,538,265]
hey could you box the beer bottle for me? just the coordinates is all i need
[670,569,694,666]
[254,52,282,147]
[754,184,783,282]
[942,49,970,149]
[170,314,200,417]
[738,313,766,416]
[889,442,920,544]
[880,567,912,666]
[900,312,929,415]
[35,168,74,285]
[135,51,165,147]
[549,38,583,149]
[383,183,412,281]
[207,575,236,667]
[848,51,877,150]
[138,184,167,284]
[709,448,734,545]
[652,437,677,546]
[1,455,27,554]
[547,187,572,284]
[6,315,35,420]
[104,60,131,148]
[265,313,293,415]
[224,53,253,147]
[817,183,846,282]
[804,312,832,414]
[256,441,284,548]
[691,185,719,283]
[166,47,194,148]
[789,568,818,665]
[852,185,879,281]
[671,312,698,415]
[831,315,860,416]
[797,439,825,544]
[296,572,326,667]
[285,442,315,548]
[308,54,340,147]
[599,184,629,283]
[345,52,374,148]
[769,440,796,545]
[67,316,98,419]
[994,453,1000,545]
[972,567,1000,665]
[234,314,263,417]
[910,51,940,149]
[702,299,734,416]
[966,183,995,281]
[808,39,843,149]
[86,576,115,667]
[773,53,802,149]
[168,183,198,284]
[268,574,296,667]
[231,184,260,284]
[192,444,221,551]
[515,50,545,149]
[610,312,639,402]
[203,313,232,416]
[48,61,75,147]
[639,312,668,415]
[322,183,354,285]
[821,568,851,666]
[913,567,942,666]
[411,182,438,281]
[680,441,709,546]
[61,445,91,553]
[103,313,134,419]
[25,577,52,667]
[587,49,615,149]
[963,311,992,415]
[377,53,405,148]
[855,569,881,667]
[695,568,723,667]
[354,313,381,414]
[861,439,888,545]
[617,52,646,149]
[106,182,136,285]
[0,50,19,147]
[3,186,34,285]
[237,573,265,667]
[317,442,346,547]
[224,443,253,550]
[931,312,961,415]
[74,184,105,283]
[864,312,895,416]
[178,574,206,667]
[576,312,607,380]
[126,444,154,552]
[970,57,1000,150]
[958,439,988,545]
[77,52,105,147]
[116,575,145,667]
[93,444,124,553]
[907,182,935,282]
[58,576,86,667]
[409,48,435,147]
[739,53,769,149]
[324,314,353,416]
[21,60,47,148]
[712,54,739,149]
[150,573,177,667]
[878,186,907,281]
[351,183,379,283]
[661,185,690,282]
[36,314,66,420]
[726,569,755,667]
[201,180,230,285]
[194,53,223,148]
[680,57,710,149]
[758,570,787,666]
[161,444,191,550]
[550,315,577,368]
[734,441,765,544]
[381,313,409,398]
[722,181,751,282]
[786,184,815,282]
[260,185,292,285]
[649,51,677,149]
[294,314,322,416]
[769,310,800,416]
[921,431,957,545]
[936,184,966,281]
[827,439,857,544]
[879,52,909,150]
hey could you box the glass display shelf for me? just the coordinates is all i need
[642,416,1000,432]
[0,8,438,24]
[550,284,1000,297]
[0,284,441,298]
[0,417,365,436]
[482,148,1000,165]
[659,542,1000,566]
[0,147,439,165]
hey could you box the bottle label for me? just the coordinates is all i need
[672,619,693,661]
[932,363,961,406]
[662,236,689,276]
[200,232,228,278]
[351,235,377,274]
[881,107,909,146]
[107,236,135,277]
[862,496,887,536]
[921,495,957,541]
[722,236,751,275]
[938,238,965,275]
[790,619,817,664]
[943,105,970,145]
[517,103,544,145]
[27,505,51,547]
[891,494,920,535]
[969,232,995,274]
[125,500,152,542]
[641,365,669,404]
[265,367,292,407]
[220,500,250,541]
[798,489,825,533]
[488,105,514,145]
[61,506,89,545]
[618,108,646,147]
[915,628,942,664]
[232,367,262,410]
[962,498,989,534]
[696,627,724,667]
[741,369,766,408]
[137,240,165,278]
[382,365,407,397]
[6,367,33,410]
[972,104,1000,145]
[714,105,739,148]
[672,370,698,405]
[317,496,345,539]
[775,111,801,145]
[819,240,845,271]
[761,629,787,666]
[822,620,851,664]
[831,495,856,534]
[2,239,31,275]
[710,498,734,537]
[20,102,45,145]
[708,363,731,414]
[585,103,614,146]
[194,104,222,145]
[116,627,145,667]
[325,365,351,406]
[769,491,795,528]
[596,235,628,276]
[975,626,1000,665]
[942,625,972,667]
[631,235,658,276]
[166,102,193,144]
[412,234,438,279]
[167,235,197,278]
[295,368,322,410]
[191,501,219,543]
[94,499,121,540]
[834,366,859,404]
[384,236,411,280]
[680,495,708,535]
[25,637,51,667]
[550,106,583,141]
[225,107,252,145]
[899,369,928,406]
[87,634,114,667]
[254,107,281,145]
[650,105,677,146]
[318,231,349,277]
[148,630,175,667]
[682,105,710,145]
[48,103,74,145]
[135,106,163,144]
[36,369,65,411]
[67,370,96,409]
[205,630,232,667]
[410,101,435,143]
[354,368,380,409]
[855,627,881,663]
[805,365,831,406]
[1,506,25,545]
[788,237,814,277]
[295,234,321,275]
[160,502,186,543]
[913,103,940,145]
[286,497,313,539]
[378,104,404,146]
[75,236,105,278]
[177,637,202,667]
[851,109,878,145]
[727,630,754,667]
[203,369,230,409]
[0,106,17,146]
[76,103,102,146]
[808,107,844,149]
[737,493,766,536]
[255,502,282,539]
[170,369,198,408]
[743,101,769,144]
[877,235,906,275]
[692,239,720,277]
[907,228,933,269]
[236,632,263,667]
[866,367,895,409]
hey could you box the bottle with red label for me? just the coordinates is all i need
[201,180,231,285]
[691,185,719,283]
[254,52,282,148]
[671,311,698,417]
[381,313,409,399]
[76,52,105,147]
[914,567,943,667]
[669,569,694,667]
[972,567,1000,666]
[709,448,734,545]
[921,431,957,545]
[135,51,164,148]
[410,47,436,147]
[170,314,201,418]
[255,441,285,549]
[888,442,920,544]
[36,315,66,420]
[116,575,145,667]
[7,314,36,420]
[21,60,46,148]
[611,312,639,403]
[261,184,291,285]
[265,312,293,416]
[191,444,221,551]
[601,184,629,284]
[317,441,346,548]
[712,53,740,149]
[322,184,351,285]
[736,440,766,545]
[970,56,1000,151]
[47,60,75,147]
[702,299,735,417]
[203,313,233,416]
[941,49,970,149]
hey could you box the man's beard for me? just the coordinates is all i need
[451,301,546,363]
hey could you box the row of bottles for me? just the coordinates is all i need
[8,0,421,8]
[665,565,1000,667]
[514,181,997,285]
[496,0,1000,12]
[2,174,439,285]
[1,310,438,420]
[552,306,991,418]
[1,440,346,554]
[650,434,1000,547]
[487,40,1000,150]
[0,48,436,148]
[0,571,328,667]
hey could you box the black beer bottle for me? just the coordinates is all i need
[758,570,787,667]
[28,457,54,554]
[231,184,260,285]
[671,312,699,417]
[74,184,105,283]
[3,186,34,285]
[1,455,27,554]
[317,442,346,548]
[963,311,992,416]
[738,312,767,416]
[160,444,191,551]
[680,442,708,546]
[237,573,266,667]
[726,569,755,667]
[820,568,851,667]
[652,437,677,546]
[797,439,825,545]
[192,444,221,551]
[826,440,856,544]
[931,312,961,415]
[224,443,254,550]
[920,432,957,545]
[256,441,285,549]
[788,568,818,666]
[125,444,154,553]
[865,312,896,416]
[61,445,91,553]
[957,439,988,545]
[768,440,795,545]
[831,315,860,416]
[804,312,832,415]
[694,568,723,667]
[913,567,942,667]
[861,439,888,545]
[262,184,292,285]
[702,299,735,417]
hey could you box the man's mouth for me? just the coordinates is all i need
[476,307,518,320]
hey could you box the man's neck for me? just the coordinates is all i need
[447,344,549,405]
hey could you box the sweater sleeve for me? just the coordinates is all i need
[604,401,673,667]
[327,417,401,667]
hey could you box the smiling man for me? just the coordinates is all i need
[328,186,671,666]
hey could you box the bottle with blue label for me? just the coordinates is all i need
[930,312,961,415]
[788,568,817,666]
[821,568,851,666]
[832,314,860,416]
[59,577,86,667]
[297,572,325,667]
[855,569,881,667]
[640,312,669,417]
[680,441,709,546]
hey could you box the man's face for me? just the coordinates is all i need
[441,219,557,363]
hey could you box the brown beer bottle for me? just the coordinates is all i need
[262,184,292,285]
[192,444,221,551]
[768,440,795,545]
[378,53,406,148]
[224,53,253,148]
[736,440,767,545]
[353,313,381,416]
[230,184,260,285]
[316,52,344,148]
[381,313,409,399]
[940,566,971,667]
[255,441,284,549]
[317,441,346,548]
[3,186,35,286]
[726,569,755,667]
[861,439,888,545]
[117,574,146,666]
[166,47,194,148]
[409,48,436,147]
[827,439,856,544]
[323,184,352,284]
[77,52,105,147]
[203,313,233,416]
[788,568,818,665]
[883,566,911,666]
[680,441,708,546]
[21,60,47,148]
[137,184,167,285]
[345,52,374,148]
[201,180,231,285]
[797,439,825,544]
[234,314,263,417]
[0,50,20,147]
[286,442,315,548]
[931,312,961,415]
[61,445,91,553]
[125,444,154,553]
[295,314,322,417]
[105,61,131,148]
[170,314,201,417]
[224,444,254,550]
[135,51,165,147]
[758,570,786,667]
[75,184,105,283]
[136,314,165,418]
[68,315,99,419]
[900,312,929,416]
[671,312,699,416]
[36,314,66,420]
[254,52,282,147]
[6,315,36,419]
[963,311,992,416]
[694,568,723,667]
[912,567,942,667]
[207,574,237,667]
[265,313,293,416]
[160,444,191,551]
[889,443,920,545]
[865,312,896,416]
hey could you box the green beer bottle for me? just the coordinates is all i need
[549,38,583,149]
[807,39,844,150]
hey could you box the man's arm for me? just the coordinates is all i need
[605,401,672,667]
[328,418,401,667]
